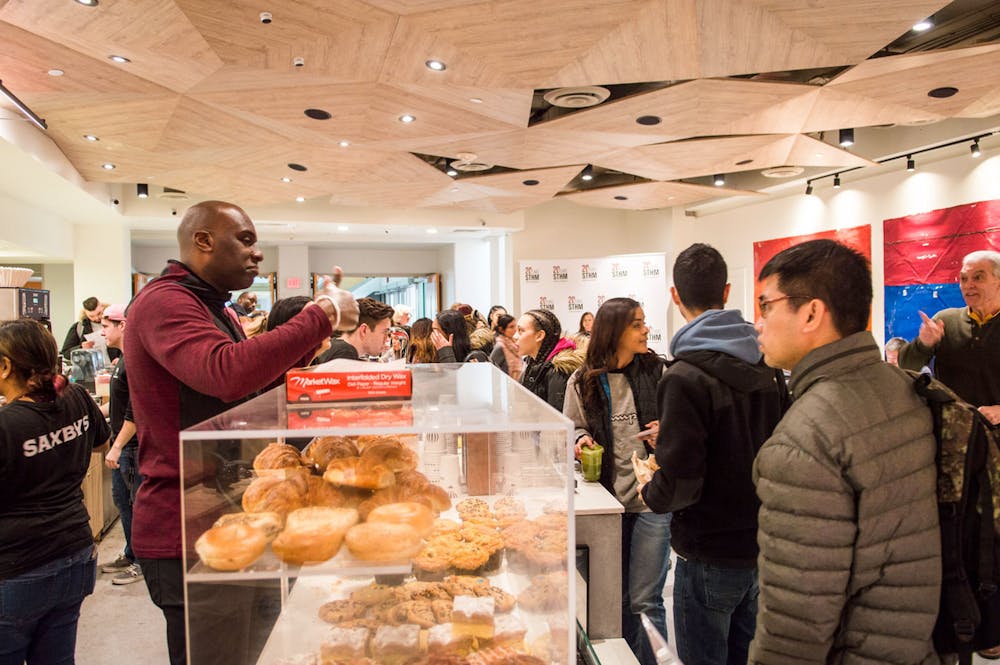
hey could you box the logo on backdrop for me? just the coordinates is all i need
[611,263,629,279]
[567,296,584,312]
[538,296,555,311]
[648,327,664,346]
[581,264,598,281]
[552,265,568,281]
[642,261,661,278]
[627,293,646,308]
[524,266,540,282]
[597,295,607,307]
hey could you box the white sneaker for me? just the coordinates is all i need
[111,563,144,585]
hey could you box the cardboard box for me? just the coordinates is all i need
[285,359,411,404]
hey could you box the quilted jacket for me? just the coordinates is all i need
[750,331,941,665]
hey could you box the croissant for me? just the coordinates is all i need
[323,456,395,490]
[302,436,359,471]
[253,442,305,472]
[241,473,309,516]
[360,441,417,473]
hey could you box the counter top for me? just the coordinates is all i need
[574,473,624,516]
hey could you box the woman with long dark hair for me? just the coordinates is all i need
[489,314,517,375]
[0,319,110,663]
[431,309,472,362]
[406,318,437,363]
[563,298,670,665]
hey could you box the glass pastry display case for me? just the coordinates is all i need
[180,363,575,665]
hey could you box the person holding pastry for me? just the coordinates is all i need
[562,297,668,665]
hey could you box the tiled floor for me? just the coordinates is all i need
[76,520,169,664]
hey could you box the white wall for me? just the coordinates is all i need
[453,238,493,312]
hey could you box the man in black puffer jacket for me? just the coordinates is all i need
[641,244,787,665]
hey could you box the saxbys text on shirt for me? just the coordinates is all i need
[22,415,90,457]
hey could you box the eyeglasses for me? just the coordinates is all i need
[758,295,814,317]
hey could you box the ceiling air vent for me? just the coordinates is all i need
[542,86,611,108]
[761,166,804,178]
[157,187,189,200]
[450,152,493,172]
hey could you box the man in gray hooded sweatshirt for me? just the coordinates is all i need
[641,243,787,665]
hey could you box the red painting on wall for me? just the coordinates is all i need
[751,225,872,321]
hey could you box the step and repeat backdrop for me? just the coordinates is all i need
[518,253,670,354]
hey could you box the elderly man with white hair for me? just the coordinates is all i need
[899,249,1000,424]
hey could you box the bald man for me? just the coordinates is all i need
[123,201,357,665]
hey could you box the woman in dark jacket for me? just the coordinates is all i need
[562,298,669,665]
[0,319,111,663]
[513,309,584,411]
[431,309,473,363]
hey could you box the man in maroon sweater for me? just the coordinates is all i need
[124,200,357,665]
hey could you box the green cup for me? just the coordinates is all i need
[580,443,604,482]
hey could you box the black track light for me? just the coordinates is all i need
[971,140,982,158]
[805,181,813,195]
[833,174,841,188]
[713,173,725,187]
[581,165,594,181]
[906,155,915,172]
[137,183,149,198]
[839,128,854,147]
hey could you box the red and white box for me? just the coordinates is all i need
[285,359,412,404]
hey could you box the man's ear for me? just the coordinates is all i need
[800,299,827,333]
[192,229,214,252]
[670,286,681,307]
[722,283,731,306]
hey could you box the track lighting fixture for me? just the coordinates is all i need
[805,181,813,195]
[971,140,981,158]
[839,128,854,147]
[713,173,725,187]
[833,174,841,188]
[906,155,915,172]
[581,165,594,181]
[137,183,148,198]
[0,81,47,130]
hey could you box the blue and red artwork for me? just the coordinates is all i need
[883,200,1000,343]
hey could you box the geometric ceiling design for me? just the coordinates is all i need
[1,0,996,213]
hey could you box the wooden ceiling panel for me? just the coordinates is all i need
[562,180,763,211]
[801,88,946,133]
[32,94,183,152]
[58,142,191,184]
[153,99,293,153]
[0,0,224,92]
[156,166,333,207]
[423,164,581,207]
[544,79,816,143]
[391,84,534,128]
[173,0,396,84]
[362,0,486,13]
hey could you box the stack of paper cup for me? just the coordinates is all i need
[420,433,445,481]
[439,453,462,498]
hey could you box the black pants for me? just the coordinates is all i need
[139,558,282,665]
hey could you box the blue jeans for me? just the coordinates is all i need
[673,557,758,665]
[111,445,141,561]
[622,511,672,665]
[0,544,97,665]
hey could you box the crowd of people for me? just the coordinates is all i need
[3,197,1000,665]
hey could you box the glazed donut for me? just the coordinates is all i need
[323,457,395,490]
[271,507,360,565]
[212,511,284,542]
[195,522,267,571]
[366,502,435,537]
[344,522,423,562]
[302,436,359,471]
[241,473,309,516]
[253,442,305,473]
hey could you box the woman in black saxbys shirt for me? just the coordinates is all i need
[0,319,110,664]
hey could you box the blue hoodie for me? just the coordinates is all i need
[669,309,761,364]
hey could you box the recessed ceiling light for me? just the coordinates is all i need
[426,228,439,234]
[399,114,416,123]
[912,19,933,31]
[636,115,661,126]
[101,163,115,170]
[281,176,292,183]
[304,108,331,120]
[446,169,458,177]
[425,59,447,72]
[469,97,483,104]
[47,69,64,77]
[522,179,539,186]
[928,86,958,98]
[713,173,726,187]
[295,196,305,203]
[75,0,98,5]
[581,165,594,181]
[338,140,350,148]
[287,163,308,171]
[83,134,99,141]
[337,225,349,232]
[108,55,130,64]
[614,195,628,200]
